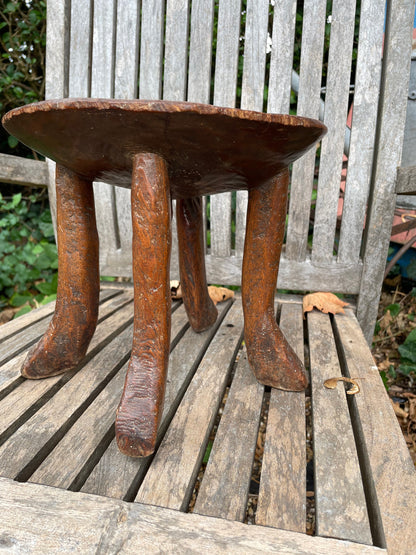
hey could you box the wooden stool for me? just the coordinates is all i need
[2,99,326,457]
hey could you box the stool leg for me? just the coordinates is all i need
[21,165,99,379]
[116,153,171,457]
[242,169,308,391]
[176,197,217,332]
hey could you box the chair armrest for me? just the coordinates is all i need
[0,153,48,187]
[396,165,416,195]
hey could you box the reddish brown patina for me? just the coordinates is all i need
[177,197,218,332]
[21,165,99,379]
[116,153,171,457]
[2,99,326,457]
[242,169,307,390]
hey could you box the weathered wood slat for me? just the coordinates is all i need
[193,348,263,521]
[114,187,132,262]
[89,0,120,270]
[0,477,387,554]
[213,0,241,108]
[114,0,140,100]
[203,254,363,293]
[135,300,243,510]
[68,0,91,96]
[285,0,326,262]
[0,323,133,480]
[0,289,123,366]
[139,0,165,100]
[256,302,306,532]
[307,311,372,545]
[357,0,415,342]
[187,0,215,104]
[267,0,297,114]
[0,298,134,439]
[334,311,416,554]
[45,0,68,100]
[0,301,56,344]
[210,194,232,257]
[240,0,269,112]
[312,0,356,264]
[0,154,48,187]
[81,301,230,499]
[235,190,248,258]
[396,165,416,194]
[337,0,385,265]
[163,0,190,101]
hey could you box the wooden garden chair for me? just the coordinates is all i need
[0,0,415,552]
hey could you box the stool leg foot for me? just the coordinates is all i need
[116,153,171,457]
[242,170,308,391]
[21,166,99,379]
[177,197,217,332]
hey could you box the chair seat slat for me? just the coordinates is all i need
[193,349,263,522]
[256,302,306,533]
[135,301,243,511]
[308,311,372,545]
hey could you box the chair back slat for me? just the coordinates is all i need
[357,0,415,340]
[139,0,165,100]
[213,0,241,108]
[209,0,242,258]
[163,0,191,102]
[240,0,269,113]
[311,0,357,265]
[68,0,91,97]
[285,0,327,262]
[188,0,215,104]
[337,0,385,266]
[233,0,269,260]
[267,0,296,115]
[114,1,140,100]
[45,0,69,100]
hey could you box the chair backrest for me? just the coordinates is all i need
[44,0,415,342]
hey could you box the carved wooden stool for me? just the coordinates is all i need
[3,100,326,457]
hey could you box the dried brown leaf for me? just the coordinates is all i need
[170,280,182,299]
[323,376,361,395]
[208,285,235,305]
[303,292,349,317]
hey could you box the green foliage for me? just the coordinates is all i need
[0,0,46,156]
[398,328,416,380]
[0,190,58,315]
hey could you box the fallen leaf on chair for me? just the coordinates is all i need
[170,280,182,299]
[208,285,235,305]
[324,376,361,395]
[303,292,348,317]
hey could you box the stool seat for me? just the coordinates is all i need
[3,99,326,198]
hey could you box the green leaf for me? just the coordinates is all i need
[397,364,416,377]
[398,328,416,363]
[385,303,401,318]
[7,135,19,148]
[14,305,32,318]
[35,278,57,295]
[40,294,57,305]
[9,293,32,307]
[11,192,22,207]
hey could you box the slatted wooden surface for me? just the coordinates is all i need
[1,290,415,553]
